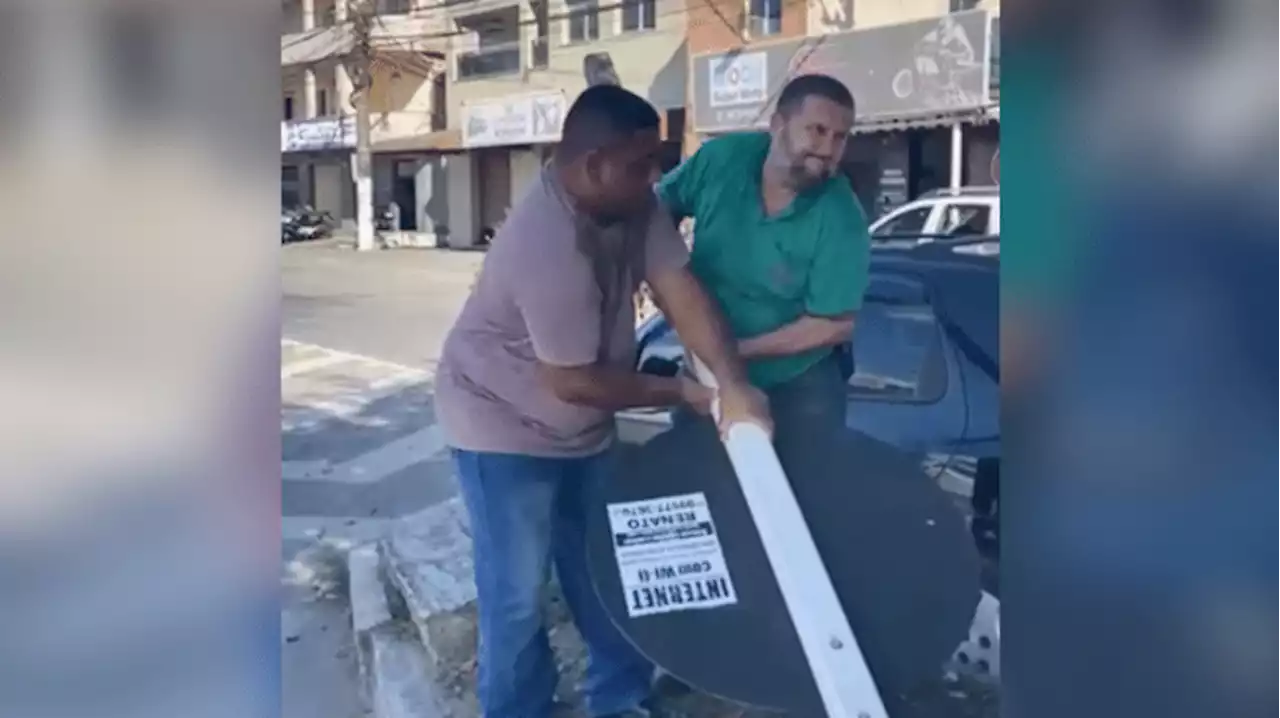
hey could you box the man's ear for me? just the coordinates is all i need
[769,110,786,134]
[582,149,606,183]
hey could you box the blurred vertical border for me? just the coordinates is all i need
[1001,1,1277,717]
[0,0,282,717]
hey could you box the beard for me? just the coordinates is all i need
[787,159,832,190]
[779,134,833,189]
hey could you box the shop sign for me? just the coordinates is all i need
[281,116,356,153]
[462,92,567,149]
[691,9,994,133]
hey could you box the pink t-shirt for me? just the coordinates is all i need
[436,168,690,458]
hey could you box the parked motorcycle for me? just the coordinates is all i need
[374,204,399,232]
[281,205,335,243]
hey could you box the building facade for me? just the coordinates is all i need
[278,0,999,245]
[280,0,449,233]
[684,0,1001,216]
[281,0,689,248]
[439,0,689,247]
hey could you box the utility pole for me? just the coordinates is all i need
[349,0,376,251]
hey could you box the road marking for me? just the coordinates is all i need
[281,353,350,379]
[280,338,435,379]
[283,425,448,484]
[282,371,430,430]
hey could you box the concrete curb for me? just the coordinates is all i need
[349,543,449,718]
[378,499,479,694]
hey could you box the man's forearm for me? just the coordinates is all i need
[539,364,684,411]
[739,316,854,359]
[651,268,749,386]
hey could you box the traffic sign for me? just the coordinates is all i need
[589,421,981,714]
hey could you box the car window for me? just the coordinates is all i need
[872,206,932,238]
[941,204,991,237]
[847,277,947,403]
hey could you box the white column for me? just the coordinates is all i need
[414,160,436,235]
[334,0,349,23]
[445,154,476,248]
[335,61,355,116]
[302,0,316,31]
[303,66,319,119]
[949,122,964,190]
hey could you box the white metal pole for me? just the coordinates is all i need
[351,1,376,252]
[949,122,964,190]
[690,355,888,718]
[353,98,375,251]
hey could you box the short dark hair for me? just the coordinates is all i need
[775,73,854,117]
[558,85,661,162]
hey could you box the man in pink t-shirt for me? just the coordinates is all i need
[435,86,768,717]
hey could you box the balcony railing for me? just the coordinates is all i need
[456,40,522,80]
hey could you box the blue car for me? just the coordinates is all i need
[622,236,1001,565]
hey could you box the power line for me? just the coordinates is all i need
[285,0,816,67]
[364,0,824,103]
[287,0,833,123]
[366,0,813,45]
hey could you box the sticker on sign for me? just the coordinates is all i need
[607,492,738,618]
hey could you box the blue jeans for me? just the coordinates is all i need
[453,448,654,718]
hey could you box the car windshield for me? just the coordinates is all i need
[873,206,931,238]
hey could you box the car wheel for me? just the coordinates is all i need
[970,458,999,561]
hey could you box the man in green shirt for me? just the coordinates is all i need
[657,74,869,444]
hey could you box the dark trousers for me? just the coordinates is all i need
[677,355,848,461]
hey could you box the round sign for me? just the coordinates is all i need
[587,421,981,714]
[725,66,740,86]
[891,69,915,99]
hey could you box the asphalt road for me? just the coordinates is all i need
[283,243,485,367]
[281,244,485,718]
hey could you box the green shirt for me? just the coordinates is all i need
[657,132,871,388]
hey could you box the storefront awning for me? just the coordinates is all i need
[371,129,464,154]
[852,105,1000,134]
[689,10,997,135]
